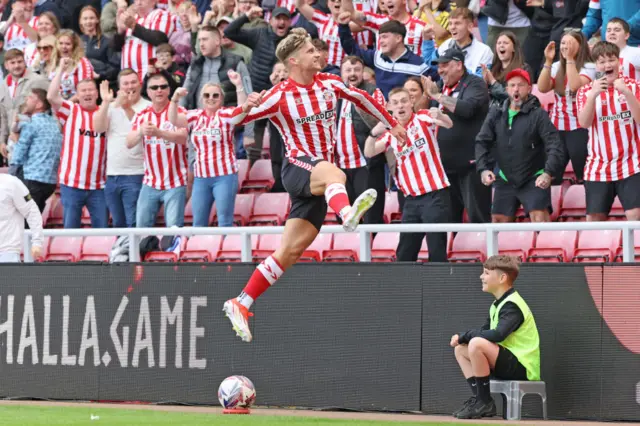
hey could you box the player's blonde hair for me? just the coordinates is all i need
[275,28,312,63]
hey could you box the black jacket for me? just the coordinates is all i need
[475,94,565,188]
[481,0,534,26]
[81,34,120,83]
[224,15,289,92]
[431,72,489,174]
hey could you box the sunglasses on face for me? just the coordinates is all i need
[37,45,53,50]
[148,84,169,91]
[203,92,221,99]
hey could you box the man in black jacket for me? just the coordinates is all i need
[476,69,565,223]
[224,6,292,165]
[422,50,492,224]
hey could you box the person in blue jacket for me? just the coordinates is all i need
[582,0,640,47]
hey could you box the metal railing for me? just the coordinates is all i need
[23,221,640,263]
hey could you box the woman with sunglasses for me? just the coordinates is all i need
[537,30,594,183]
[168,69,249,227]
[47,29,95,102]
[23,12,60,68]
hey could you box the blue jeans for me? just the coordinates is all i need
[136,184,186,228]
[192,174,238,227]
[104,175,143,228]
[59,185,108,229]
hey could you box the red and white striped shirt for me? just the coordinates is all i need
[132,103,188,190]
[380,110,449,196]
[5,71,25,99]
[311,11,346,67]
[4,16,38,52]
[240,73,397,162]
[577,77,640,182]
[620,45,640,80]
[56,100,107,190]
[23,42,38,67]
[550,61,596,131]
[122,9,177,78]
[49,58,95,100]
[353,0,377,47]
[336,87,384,169]
[363,13,425,56]
[187,107,245,178]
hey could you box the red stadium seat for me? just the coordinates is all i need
[558,185,586,221]
[241,159,274,193]
[42,195,58,228]
[215,234,259,262]
[563,161,576,183]
[572,230,621,263]
[609,197,625,221]
[384,191,401,223]
[180,235,224,262]
[531,85,555,112]
[419,233,454,262]
[184,198,194,226]
[301,233,333,262]
[498,231,536,261]
[261,136,271,159]
[81,207,92,228]
[253,234,283,262]
[514,185,564,222]
[448,232,487,263]
[145,236,188,262]
[80,236,116,262]
[614,230,640,262]
[237,159,250,189]
[371,232,400,262]
[249,193,290,226]
[324,206,339,225]
[527,230,578,263]
[47,197,64,228]
[211,193,256,226]
[45,236,83,262]
[323,233,361,262]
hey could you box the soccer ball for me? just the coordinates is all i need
[218,376,256,409]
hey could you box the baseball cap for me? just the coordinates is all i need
[431,49,465,65]
[216,16,234,26]
[505,68,531,85]
[271,7,291,18]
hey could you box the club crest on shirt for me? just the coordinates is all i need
[408,126,419,136]
[160,121,175,131]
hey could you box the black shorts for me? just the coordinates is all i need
[491,177,551,217]
[492,346,528,381]
[585,172,640,215]
[281,156,328,231]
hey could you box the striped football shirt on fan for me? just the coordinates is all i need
[576,76,640,182]
[132,103,188,190]
[240,73,397,162]
[187,107,245,178]
[49,58,95,100]
[122,9,177,78]
[311,11,346,67]
[56,100,107,190]
[550,61,596,131]
[23,42,38,67]
[336,88,384,169]
[362,13,425,56]
[4,16,38,51]
[620,46,640,80]
[353,0,376,47]
[380,110,449,196]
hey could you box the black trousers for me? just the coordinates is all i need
[25,179,56,213]
[560,129,589,183]
[447,166,492,224]
[246,119,268,166]
[269,122,286,193]
[396,188,452,262]
[364,161,386,224]
[523,29,550,82]
[343,166,369,204]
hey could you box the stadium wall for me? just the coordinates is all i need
[0,263,638,421]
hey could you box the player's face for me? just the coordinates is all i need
[495,35,514,63]
[292,41,322,72]
[80,9,99,35]
[606,22,629,48]
[595,54,620,85]
[449,17,471,43]
[37,15,56,37]
[270,15,291,37]
[507,76,530,108]
[5,56,26,78]
[57,35,73,57]
[77,81,99,109]
[388,91,412,123]
[480,268,503,293]
[341,61,364,87]
[147,76,171,103]
[378,32,402,55]
[403,80,423,103]
[119,73,142,100]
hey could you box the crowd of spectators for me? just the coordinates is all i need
[1,0,640,261]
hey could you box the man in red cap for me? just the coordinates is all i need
[475,68,565,223]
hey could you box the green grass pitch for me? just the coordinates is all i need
[0,405,503,426]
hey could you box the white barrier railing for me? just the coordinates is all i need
[23,221,640,263]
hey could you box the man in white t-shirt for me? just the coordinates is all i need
[94,69,150,228]
[605,18,640,80]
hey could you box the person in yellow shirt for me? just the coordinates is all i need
[413,0,455,46]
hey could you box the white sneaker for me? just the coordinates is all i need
[222,299,253,342]
[342,189,377,232]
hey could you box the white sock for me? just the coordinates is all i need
[236,292,254,309]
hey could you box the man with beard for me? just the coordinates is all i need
[47,58,108,228]
[93,69,150,228]
[336,55,384,205]
[476,69,565,223]
[224,6,292,165]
